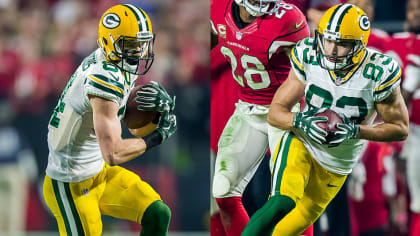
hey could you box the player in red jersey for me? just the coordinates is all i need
[349,142,396,235]
[210,0,310,235]
[210,29,240,236]
[210,44,238,154]
[346,0,391,53]
[387,1,420,235]
[401,2,420,236]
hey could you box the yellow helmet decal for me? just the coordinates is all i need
[102,13,121,29]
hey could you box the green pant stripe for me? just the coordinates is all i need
[64,183,84,236]
[52,179,72,235]
[273,132,294,195]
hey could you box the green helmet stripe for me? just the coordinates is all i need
[327,5,342,31]
[335,5,352,32]
[328,4,352,32]
[136,8,150,31]
[123,4,147,32]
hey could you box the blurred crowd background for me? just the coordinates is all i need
[0,0,210,234]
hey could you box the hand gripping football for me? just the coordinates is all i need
[123,85,159,129]
[315,109,343,142]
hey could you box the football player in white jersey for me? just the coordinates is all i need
[242,4,409,236]
[42,4,177,236]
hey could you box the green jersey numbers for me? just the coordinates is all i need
[363,63,383,82]
[102,61,119,72]
[303,48,319,66]
[82,52,97,71]
[363,53,400,83]
[220,46,270,90]
[305,84,333,108]
[336,97,368,124]
[305,84,368,124]
[49,72,77,128]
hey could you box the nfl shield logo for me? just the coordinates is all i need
[236,31,242,40]
[335,78,343,86]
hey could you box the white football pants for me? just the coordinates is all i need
[212,100,299,198]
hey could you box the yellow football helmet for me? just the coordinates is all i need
[315,4,370,71]
[98,4,154,75]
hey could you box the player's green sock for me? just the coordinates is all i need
[241,195,295,236]
[140,200,171,236]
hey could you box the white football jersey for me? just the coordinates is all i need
[46,48,136,182]
[290,37,401,175]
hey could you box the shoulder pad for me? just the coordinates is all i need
[84,57,127,103]
[369,50,401,101]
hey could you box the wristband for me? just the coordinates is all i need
[143,130,163,151]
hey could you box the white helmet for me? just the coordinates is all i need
[234,0,282,17]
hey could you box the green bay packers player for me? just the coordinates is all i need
[242,4,409,236]
[43,4,176,236]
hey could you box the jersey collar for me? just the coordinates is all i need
[326,51,368,86]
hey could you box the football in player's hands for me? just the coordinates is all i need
[123,85,160,129]
[315,109,343,142]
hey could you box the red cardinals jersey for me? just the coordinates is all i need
[350,142,394,233]
[211,0,309,105]
[405,36,420,125]
[367,28,391,53]
[386,32,419,77]
[388,32,420,125]
[210,43,239,152]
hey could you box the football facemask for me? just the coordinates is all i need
[113,33,155,75]
[235,0,282,16]
[315,30,364,71]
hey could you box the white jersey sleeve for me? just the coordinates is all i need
[83,53,127,106]
[372,56,401,102]
[290,37,314,83]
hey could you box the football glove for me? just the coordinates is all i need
[328,114,359,147]
[136,81,175,113]
[156,110,177,142]
[293,108,328,145]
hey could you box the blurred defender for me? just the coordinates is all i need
[43,4,177,235]
[242,4,409,235]
[210,0,310,235]
[399,0,420,235]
